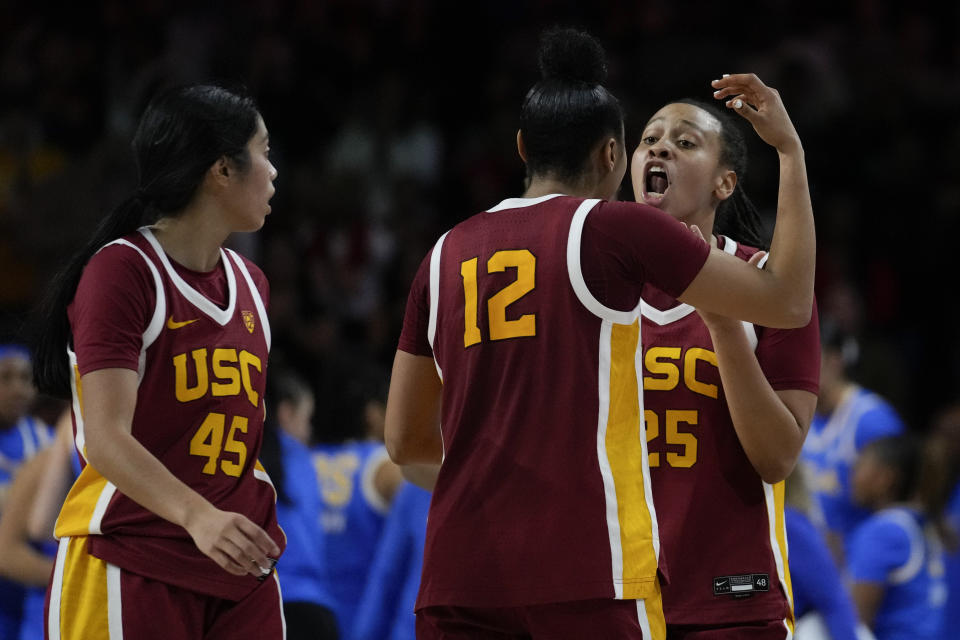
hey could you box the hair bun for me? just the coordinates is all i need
[538,27,608,86]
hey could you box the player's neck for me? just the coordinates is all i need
[684,209,716,241]
[524,174,603,200]
[151,204,230,272]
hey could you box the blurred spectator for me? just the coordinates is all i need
[801,321,905,561]
[351,481,430,640]
[928,403,960,640]
[786,462,868,640]
[0,344,53,638]
[0,409,74,640]
[259,371,339,640]
[311,378,402,636]
[846,435,951,640]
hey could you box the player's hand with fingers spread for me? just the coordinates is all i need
[711,74,801,155]
[183,500,280,578]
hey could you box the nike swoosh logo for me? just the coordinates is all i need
[166,316,199,330]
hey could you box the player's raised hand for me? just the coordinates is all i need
[183,501,280,578]
[711,74,801,155]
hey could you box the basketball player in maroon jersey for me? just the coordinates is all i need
[32,85,284,639]
[385,27,814,639]
[633,98,820,639]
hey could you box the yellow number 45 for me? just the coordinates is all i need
[190,412,248,477]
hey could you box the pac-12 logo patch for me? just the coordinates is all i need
[242,310,256,334]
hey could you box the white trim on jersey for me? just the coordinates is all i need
[360,445,393,516]
[139,227,238,326]
[90,480,119,536]
[254,466,275,488]
[48,536,69,640]
[764,482,793,621]
[636,599,654,639]
[486,193,563,212]
[567,199,642,325]
[880,508,926,584]
[595,320,625,598]
[67,349,86,459]
[97,238,167,380]
[106,562,124,638]
[635,338,661,563]
[639,236,760,349]
[273,572,287,638]
[227,249,272,352]
[427,231,449,381]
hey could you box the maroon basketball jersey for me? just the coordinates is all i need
[57,228,284,601]
[398,194,710,610]
[641,235,819,626]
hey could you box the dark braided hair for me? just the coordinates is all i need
[520,27,625,184]
[672,98,768,250]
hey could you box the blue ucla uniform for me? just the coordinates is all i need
[785,506,859,640]
[311,440,392,635]
[847,507,947,640]
[937,484,960,640]
[802,386,904,545]
[274,431,335,610]
[0,416,53,639]
[352,482,431,640]
[17,449,80,640]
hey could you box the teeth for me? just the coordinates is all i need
[649,166,666,174]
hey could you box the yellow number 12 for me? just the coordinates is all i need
[461,249,536,347]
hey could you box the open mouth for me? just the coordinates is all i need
[644,165,669,200]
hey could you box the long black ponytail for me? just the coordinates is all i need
[673,98,768,250]
[32,84,260,397]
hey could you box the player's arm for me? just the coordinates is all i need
[850,581,884,629]
[384,350,443,467]
[26,409,75,540]
[0,447,57,586]
[697,268,817,482]
[373,456,404,504]
[707,324,815,482]
[81,368,279,577]
[401,464,440,491]
[678,74,814,329]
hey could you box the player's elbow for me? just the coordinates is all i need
[764,296,812,329]
[384,424,422,465]
[83,437,111,475]
[757,459,795,485]
[753,449,801,484]
[385,423,442,466]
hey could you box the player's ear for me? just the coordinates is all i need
[601,137,618,173]
[516,130,528,164]
[714,169,737,202]
[210,156,232,186]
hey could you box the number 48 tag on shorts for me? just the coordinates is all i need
[713,573,770,597]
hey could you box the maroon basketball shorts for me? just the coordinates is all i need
[665,619,792,640]
[45,536,285,640]
[417,594,666,639]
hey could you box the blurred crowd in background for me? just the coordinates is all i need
[2,1,960,429]
[0,2,959,639]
